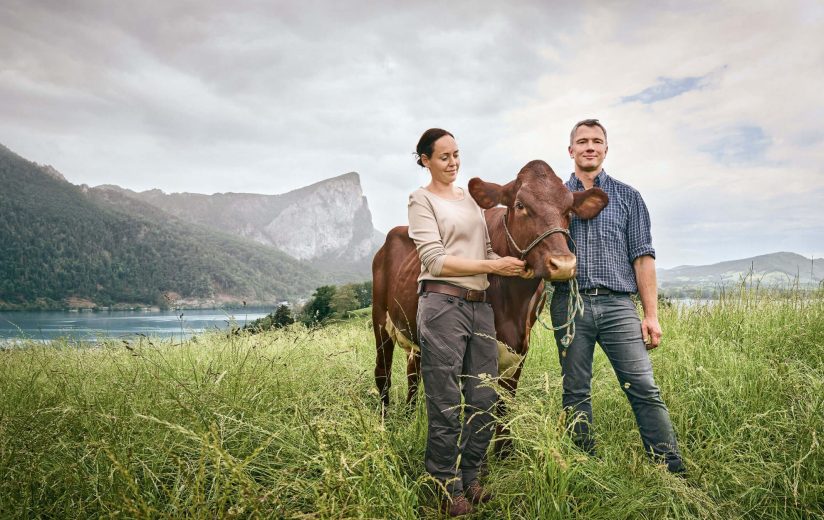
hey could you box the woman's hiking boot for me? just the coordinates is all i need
[464,479,493,505]
[442,494,474,517]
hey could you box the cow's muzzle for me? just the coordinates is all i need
[545,254,576,281]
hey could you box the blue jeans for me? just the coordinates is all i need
[550,291,682,468]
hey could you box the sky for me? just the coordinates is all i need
[2,0,822,268]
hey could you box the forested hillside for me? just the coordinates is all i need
[0,145,324,309]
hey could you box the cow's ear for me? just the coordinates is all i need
[469,178,517,209]
[571,188,609,219]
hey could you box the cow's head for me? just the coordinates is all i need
[469,160,608,281]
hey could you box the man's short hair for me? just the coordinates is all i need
[569,119,607,145]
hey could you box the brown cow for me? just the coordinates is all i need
[372,160,607,444]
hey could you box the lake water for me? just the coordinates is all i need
[0,308,272,343]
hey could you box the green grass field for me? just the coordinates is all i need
[1,288,822,519]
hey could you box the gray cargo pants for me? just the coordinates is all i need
[417,291,499,496]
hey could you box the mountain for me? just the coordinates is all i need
[658,252,823,293]
[0,144,329,310]
[98,172,385,280]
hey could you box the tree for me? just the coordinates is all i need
[353,281,372,308]
[272,304,294,328]
[243,303,294,333]
[301,285,337,325]
[331,285,359,318]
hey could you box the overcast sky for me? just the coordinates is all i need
[2,0,822,268]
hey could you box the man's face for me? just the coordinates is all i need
[568,125,608,173]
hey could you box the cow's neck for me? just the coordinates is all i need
[491,275,542,355]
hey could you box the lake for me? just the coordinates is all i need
[0,308,272,343]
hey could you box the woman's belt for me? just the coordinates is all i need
[419,281,487,303]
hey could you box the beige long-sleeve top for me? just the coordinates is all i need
[407,187,500,291]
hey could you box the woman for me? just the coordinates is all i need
[407,128,525,516]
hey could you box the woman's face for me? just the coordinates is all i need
[422,135,460,185]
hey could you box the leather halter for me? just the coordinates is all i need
[501,210,573,260]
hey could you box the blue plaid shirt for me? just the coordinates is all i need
[560,169,655,293]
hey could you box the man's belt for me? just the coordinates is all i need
[420,281,487,303]
[581,287,622,296]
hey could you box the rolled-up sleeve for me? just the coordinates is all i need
[626,191,655,261]
[482,209,500,260]
[408,193,447,276]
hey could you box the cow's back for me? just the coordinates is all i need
[372,226,421,346]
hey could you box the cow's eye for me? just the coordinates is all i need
[515,201,525,210]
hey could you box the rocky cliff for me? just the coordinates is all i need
[99,172,384,279]
[259,173,382,262]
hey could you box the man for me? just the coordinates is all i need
[550,118,685,474]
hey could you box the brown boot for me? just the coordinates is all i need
[443,494,474,517]
[464,479,493,505]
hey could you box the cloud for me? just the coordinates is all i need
[0,0,821,268]
[498,0,824,266]
[621,75,708,104]
[0,0,579,228]
[698,125,772,165]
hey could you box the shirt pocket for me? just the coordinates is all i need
[596,200,628,249]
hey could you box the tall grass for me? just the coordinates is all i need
[0,286,821,518]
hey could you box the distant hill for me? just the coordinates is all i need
[658,252,823,296]
[0,144,329,310]
[99,172,385,280]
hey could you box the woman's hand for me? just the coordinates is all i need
[489,256,526,277]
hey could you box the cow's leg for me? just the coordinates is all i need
[492,367,523,458]
[374,325,395,414]
[405,350,421,408]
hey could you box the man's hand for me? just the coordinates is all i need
[641,315,662,350]
[633,255,662,350]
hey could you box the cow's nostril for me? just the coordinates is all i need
[550,256,576,271]
[547,255,577,280]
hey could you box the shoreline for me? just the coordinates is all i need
[0,303,281,313]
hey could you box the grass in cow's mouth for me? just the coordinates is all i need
[0,284,821,518]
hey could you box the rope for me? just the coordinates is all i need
[534,277,584,355]
[500,208,581,353]
[501,211,570,260]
